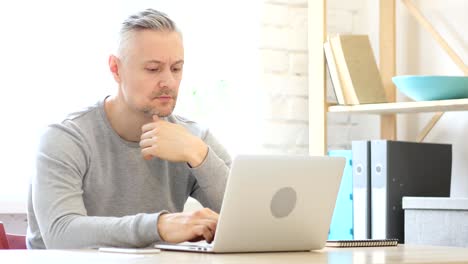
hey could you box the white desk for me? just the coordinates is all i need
[1,245,468,263]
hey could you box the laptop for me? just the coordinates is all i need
[155,154,346,253]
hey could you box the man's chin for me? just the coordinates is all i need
[142,108,173,118]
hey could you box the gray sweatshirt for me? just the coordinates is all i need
[26,98,231,249]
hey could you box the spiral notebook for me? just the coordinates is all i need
[325,238,398,247]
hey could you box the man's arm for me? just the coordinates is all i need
[188,130,231,212]
[152,131,231,244]
[140,116,232,212]
[33,126,163,249]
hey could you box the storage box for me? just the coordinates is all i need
[403,197,468,247]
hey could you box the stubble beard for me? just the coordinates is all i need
[141,90,178,117]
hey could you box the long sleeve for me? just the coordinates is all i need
[31,126,164,249]
[189,130,232,213]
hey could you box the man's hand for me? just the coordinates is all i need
[140,115,208,167]
[157,208,219,243]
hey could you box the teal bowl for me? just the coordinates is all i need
[392,75,468,101]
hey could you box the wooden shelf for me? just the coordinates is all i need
[328,98,468,114]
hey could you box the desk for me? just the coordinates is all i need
[1,245,468,263]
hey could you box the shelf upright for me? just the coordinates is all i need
[308,0,327,155]
[308,0,397,155]
[380,0,397,140]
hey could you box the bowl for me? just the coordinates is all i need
[392,75,468,101]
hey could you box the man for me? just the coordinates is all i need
[27,8,231,249]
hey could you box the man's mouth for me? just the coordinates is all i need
[155,96,173,101]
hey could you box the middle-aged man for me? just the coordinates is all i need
[27,8,231,249]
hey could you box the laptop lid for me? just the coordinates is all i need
[157,154,345,253]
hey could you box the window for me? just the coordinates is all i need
[0,0,262,207]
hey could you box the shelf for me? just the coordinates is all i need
[328,98,468,114]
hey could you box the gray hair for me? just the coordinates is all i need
[117,8,181,59]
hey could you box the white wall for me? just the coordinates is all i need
[395,0,468,196]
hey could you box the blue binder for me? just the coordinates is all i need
[328,150,354,240]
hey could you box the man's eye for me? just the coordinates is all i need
[172,68,182,73]
[146,68,159,72]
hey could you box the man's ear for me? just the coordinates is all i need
[108,55,121,83]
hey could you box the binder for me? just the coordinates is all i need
[370,140,452,243]
[328,150,353,240]
[351,141,371,239]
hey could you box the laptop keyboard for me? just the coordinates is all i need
[173,241,213,251]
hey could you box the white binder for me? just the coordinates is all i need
[351,140,371,239]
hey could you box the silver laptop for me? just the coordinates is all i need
[155,154,345,253]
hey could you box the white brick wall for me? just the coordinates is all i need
[262,4,289,26]
[328,9,354,33]
[260,50,289,73]
[260,0,375,153]
[289,53,308,75]
[260,1,308,154]
[264,0,307,7]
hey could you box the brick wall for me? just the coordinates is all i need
[260,0,379,154]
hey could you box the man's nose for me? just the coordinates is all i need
[159,69,176,88]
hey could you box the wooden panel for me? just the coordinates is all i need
[417,112,444,142]
[380,0,397,140]
[308,0,327,155]
[328,98,468,114]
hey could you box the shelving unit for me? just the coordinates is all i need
[308,0,467,155]
[328,98,468,114]
[308,0,397,155]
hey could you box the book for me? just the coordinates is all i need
[329,35,387,104]
[370,140,452,243]
[326,238,398,248]
[324,39,346,104]
[351,141,371,240]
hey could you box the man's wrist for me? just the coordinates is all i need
[157,211,170,242]
[187,137,208,168]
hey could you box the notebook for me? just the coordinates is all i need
[326,238,398,247]
[155,155,346,253]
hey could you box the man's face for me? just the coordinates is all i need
[117,30,184,117]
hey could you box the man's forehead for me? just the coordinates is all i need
[132,30,182,46]
[125,30,183,63]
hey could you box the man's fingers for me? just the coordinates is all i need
[140,135,157,161]
[153,115,160,122]
[157,211,219,244]
[189,217,217,243]
[140,129,158,141]
[193,218,217,233]
[139,138,156,148]
[141,122,157,133]
[141,146,158,159]
[205,219,217,234]
[141,115,160,133]
[193,225,214,243]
